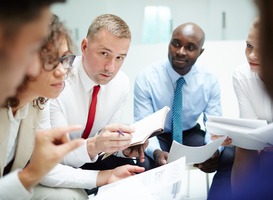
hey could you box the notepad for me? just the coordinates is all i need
[206,115,272,150]
[102,106,170,160]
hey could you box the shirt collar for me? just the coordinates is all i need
[8,103,29,122]
[166,59,196,86]
[77,56,105,93]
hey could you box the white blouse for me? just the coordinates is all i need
[233,63,273,123]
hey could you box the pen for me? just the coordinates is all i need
[118,130,124,136]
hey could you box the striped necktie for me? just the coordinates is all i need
[172,77,185,144]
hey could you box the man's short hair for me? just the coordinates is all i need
[86,14,131,41]
[0,0,65,40]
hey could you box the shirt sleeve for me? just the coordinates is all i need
[50,99,68,128]
[50,99,98,167]
[38,101,51,130]
[203,75,224,153]
[134,73,162,160]
[0,170,33,200]
[106,75,137,158]
[40,164,99,189]
[107,79,130,125]
[61,140,98,167]
[232,72,258,119]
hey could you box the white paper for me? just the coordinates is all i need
[206,116,272,150]
[93,157,186,200]
[249,123,273,145]
[167,136,226,164]
[206,115,267,129]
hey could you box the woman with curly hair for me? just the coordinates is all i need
[5,14,76,111]
[0,15,87,199]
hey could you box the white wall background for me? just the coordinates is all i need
[51,0,258,48]
[51,0,255,125]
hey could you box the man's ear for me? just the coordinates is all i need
[199,48,205,56]
[81,38,88,56]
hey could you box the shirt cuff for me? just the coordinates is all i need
[218,146,224,154]
[145,137,162,160]
[74,140,98,163]
[63,140,98,167]
[0,169,33,200]
[115,150,126,158]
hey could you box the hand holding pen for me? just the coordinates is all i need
[86,124,135,159]
[118,130,125,136]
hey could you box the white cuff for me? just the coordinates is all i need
[76,140,99,163]
[62,140,98,167]
[115,150,126,158]
[0,169,33,200]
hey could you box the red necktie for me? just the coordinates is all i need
[82,85,100,139]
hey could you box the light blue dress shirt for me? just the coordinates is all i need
[134,59,223,159]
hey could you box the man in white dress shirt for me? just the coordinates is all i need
[37,14,147,196]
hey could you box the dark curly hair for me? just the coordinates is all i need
[5,14,76,110]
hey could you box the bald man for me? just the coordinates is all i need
[134,23,235,200]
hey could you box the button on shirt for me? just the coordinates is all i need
[134,60,222,159]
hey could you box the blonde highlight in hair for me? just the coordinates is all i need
[86,14,131,41]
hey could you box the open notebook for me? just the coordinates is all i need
[102,106,170,160]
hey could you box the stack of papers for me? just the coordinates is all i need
[206,116,273,150]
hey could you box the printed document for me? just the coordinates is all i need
[93,156,186,200]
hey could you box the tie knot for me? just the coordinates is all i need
[176,77,185,90]
[93,85,100,97]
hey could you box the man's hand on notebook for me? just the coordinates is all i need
[123,139,149,163]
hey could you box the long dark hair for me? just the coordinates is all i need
[257,0,273,99]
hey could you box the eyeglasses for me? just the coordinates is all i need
[43,54,76,71]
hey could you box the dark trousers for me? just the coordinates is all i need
[137,123,235,200]
[81,155,135,170]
